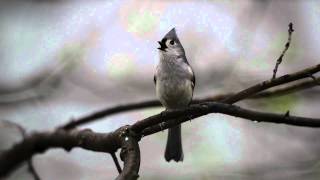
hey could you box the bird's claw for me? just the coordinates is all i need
[159,122,166,131]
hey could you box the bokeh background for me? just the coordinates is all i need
[1,0,320,179]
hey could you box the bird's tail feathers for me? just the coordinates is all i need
[165,125,184,162]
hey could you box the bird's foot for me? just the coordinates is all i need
[159,122,166,131]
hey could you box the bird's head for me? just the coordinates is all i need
[158,28,185,56]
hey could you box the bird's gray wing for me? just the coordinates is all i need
[191,72,195,90]
[178,56,195,90]
[185,63,195,90]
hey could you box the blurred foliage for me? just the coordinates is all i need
[249,57,270,70]
[57,42,87,72]
[127,10,158,35]
[252,94,298,113]
[106,53,136,79]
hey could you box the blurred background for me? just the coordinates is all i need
[1,0,320,179]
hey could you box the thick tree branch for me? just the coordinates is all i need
[1,120,41,180]
[0,126,141,180]
[0,128,121,178]
[117,128,140,180]
[130,102,320,135]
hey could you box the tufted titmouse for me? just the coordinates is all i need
[154,28,195,162]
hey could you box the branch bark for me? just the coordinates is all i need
[1,120,41,180]
[0,127,140,180]
[251,76,320,98]
[116,128,140,180]
[131,102,320,136]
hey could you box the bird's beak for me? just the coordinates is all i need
[157,40,167,51]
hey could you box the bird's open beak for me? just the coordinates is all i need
[157,40,167,51]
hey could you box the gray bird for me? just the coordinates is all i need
[154,28,195,162]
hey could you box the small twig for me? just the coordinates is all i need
[1,120,26,136]
[308,74,320,85]
[272,22,294,80]
[59,101,161,130]
[284,110,290,118]
[111,152,122,174]
[28,160,40,180]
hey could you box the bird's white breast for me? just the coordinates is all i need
[156,78,193,109]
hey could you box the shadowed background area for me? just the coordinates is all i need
[1,0,320,179]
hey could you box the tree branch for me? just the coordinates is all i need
[60,101,161,130]
[1,120,41,180]
[117,128,140,180]
[0,128,135,179]
[59,64,320,130]
[111,152,122,174]
[27,159,40,180]
[251,76,320,98]
[130,102,320,136]
[221,64,320,104]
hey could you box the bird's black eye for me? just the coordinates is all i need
[169,40,175,45]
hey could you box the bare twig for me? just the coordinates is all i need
[27,159,40,180]
[2,120,26,136]
[111,152,122,174]
[308,74,320,85]
[59,101,161,130]
[272,22,294,79]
